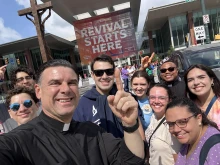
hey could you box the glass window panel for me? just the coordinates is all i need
[177,25,184,47]
[175,16,182,25]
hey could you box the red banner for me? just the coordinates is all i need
[74,9,137,64]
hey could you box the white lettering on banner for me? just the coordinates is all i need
[80,19,130,53]
[92,41,120,53]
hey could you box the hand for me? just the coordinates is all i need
[140,52,155,70]
[107,68,138,126]
[0,65,7,80]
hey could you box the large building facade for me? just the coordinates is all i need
[141,0,220,56]
[0,33,82,94]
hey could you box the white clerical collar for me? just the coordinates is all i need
[63,123,70,131]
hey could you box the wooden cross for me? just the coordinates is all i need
[18,0,53,63]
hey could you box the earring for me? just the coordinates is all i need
[211,83,214,86]
[199,123,202,126]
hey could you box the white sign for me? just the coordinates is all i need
[194,26,206,40]
[203,15,210,24]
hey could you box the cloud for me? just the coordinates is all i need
[44,11,76,41]
[138,0,183,31]
[0,17,22,44]
[15,0,76,41]
[15,0,30,8]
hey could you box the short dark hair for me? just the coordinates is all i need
[147,83,173,100]
[10,66,35,86]
[36,59,78,84]
[90,54,115,71]
[131,70,151,85]
[6,86,39,108]
[166,97,219,130]
[184,64,220,100]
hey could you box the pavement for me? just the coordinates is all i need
[79,79,93,96]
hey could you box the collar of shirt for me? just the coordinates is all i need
[39,111,71,132]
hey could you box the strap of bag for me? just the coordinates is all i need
[205,96,217,115]
[199,134,220,165]
[148,117,165,147]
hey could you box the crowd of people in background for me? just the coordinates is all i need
[0,51,219,164]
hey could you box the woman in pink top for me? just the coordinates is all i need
[184,64,220,128]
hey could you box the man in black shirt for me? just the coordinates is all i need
[0,59,145,165]
[159,59,186,99]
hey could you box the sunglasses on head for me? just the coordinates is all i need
[160,67,176,73]
[93,68,114,77]
[9,100,33,111]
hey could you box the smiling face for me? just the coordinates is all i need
[35,66,79,123]
[160,62,178,82]
[187,68,214,97]
[91,61,115,95]
[16,72,35,88]
[8,93,38,125]
[165,106,202,145]
[149,87,170,118]
[132,77,149,99]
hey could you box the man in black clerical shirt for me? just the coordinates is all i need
[0,59,145,165]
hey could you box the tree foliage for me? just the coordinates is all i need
[167,45,175,57]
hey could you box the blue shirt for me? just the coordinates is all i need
[138,98,153,130]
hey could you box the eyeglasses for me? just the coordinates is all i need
[164,113,196,130]
[93,68,114,77]
[9,100,33,111]
[160,67,176,73]
[16,75,33,83]
[148,96,168,102]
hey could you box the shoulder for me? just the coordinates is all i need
[73,121,105,135]
[0,118,39,141]
[206,135,220,164]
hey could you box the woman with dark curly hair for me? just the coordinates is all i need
[184,64,220,128]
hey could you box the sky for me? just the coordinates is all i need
[0,0,182,45]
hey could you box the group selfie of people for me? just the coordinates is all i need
[0,51,219,165]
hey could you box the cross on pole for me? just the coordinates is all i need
[18,0,53,63]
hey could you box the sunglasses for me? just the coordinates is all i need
[160,67,176,73]
[93,68,114,77]
[9,100,33,111]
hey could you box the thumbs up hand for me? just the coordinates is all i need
[107,68,138,126]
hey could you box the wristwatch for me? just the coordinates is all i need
[122,118,139,133]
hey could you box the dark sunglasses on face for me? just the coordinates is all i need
[93,68,114,77]
[9,100,33,111]
[16,75,33,83]
[160,67,176,73]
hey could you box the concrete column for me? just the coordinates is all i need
[187,12,196,45]
[168,18,175,48]
[148,31,155,53]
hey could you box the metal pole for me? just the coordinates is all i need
[200,0,211,44]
